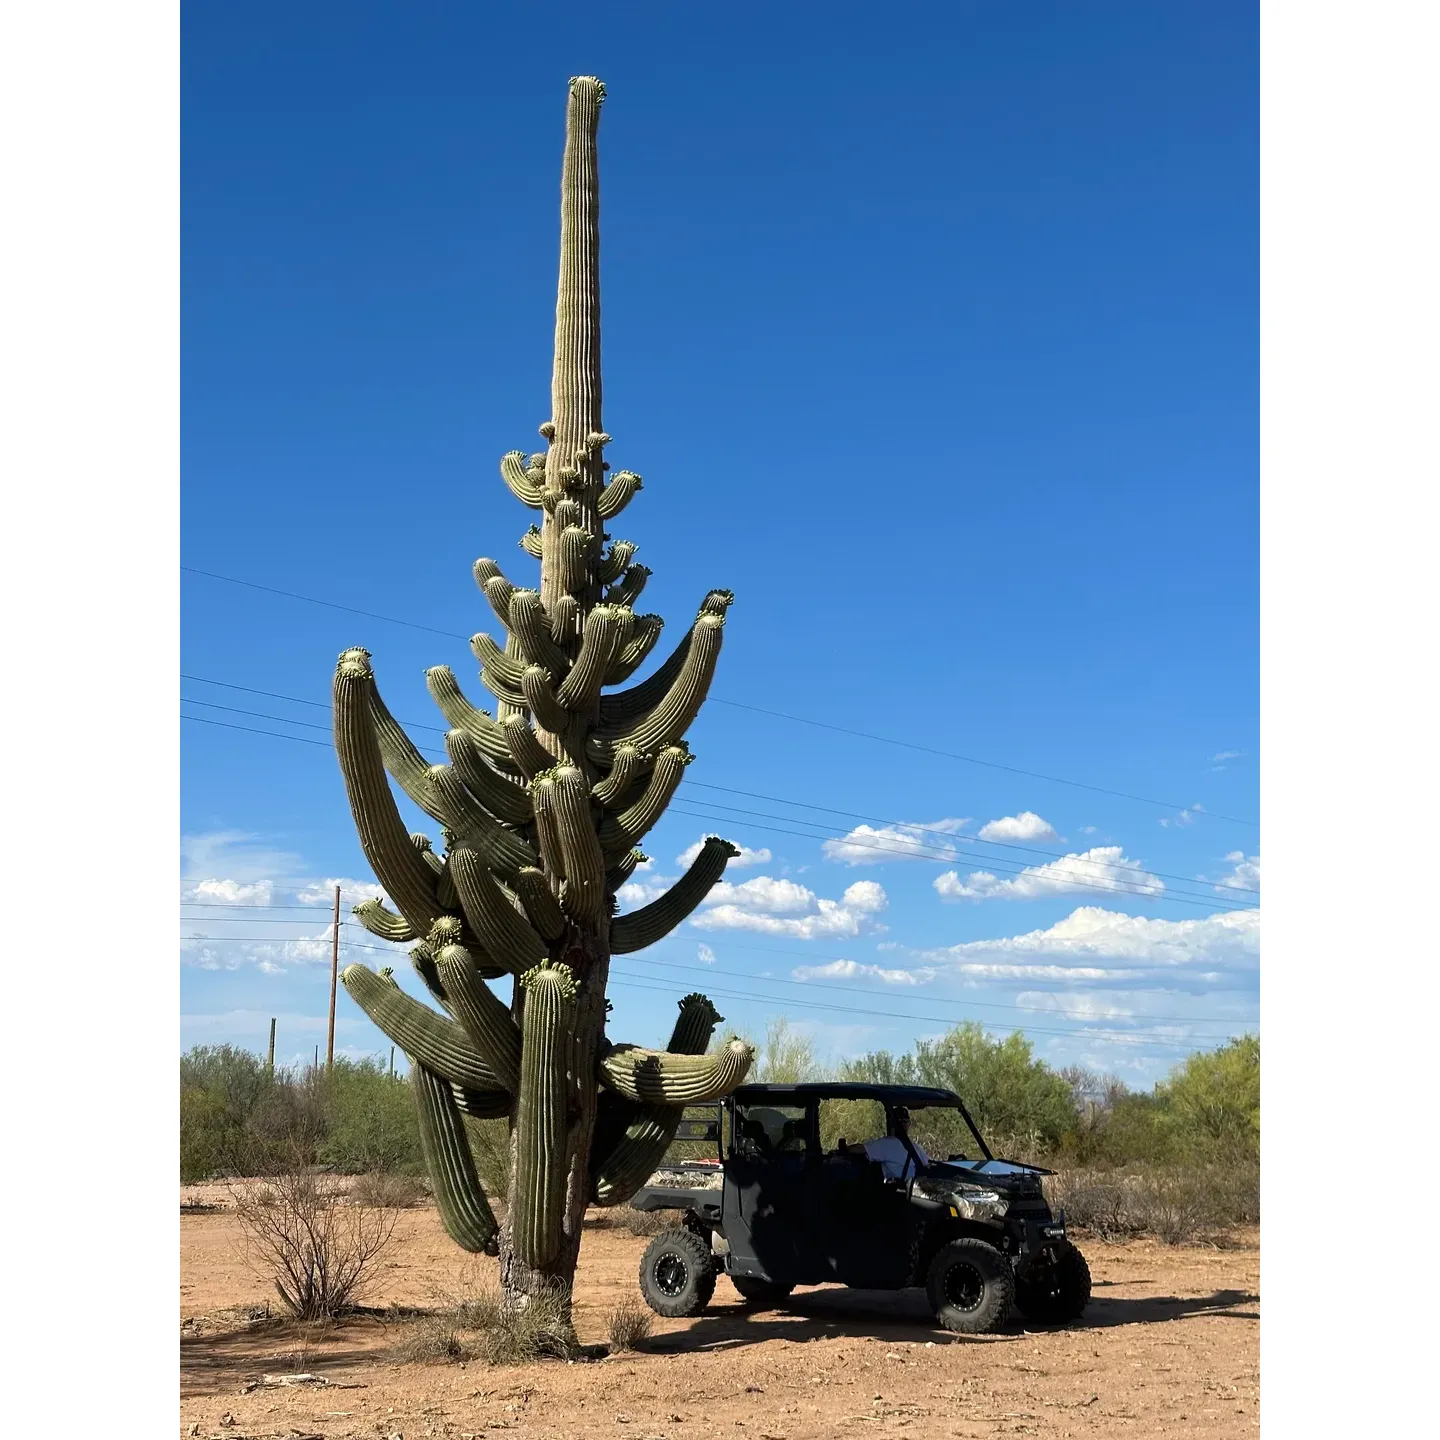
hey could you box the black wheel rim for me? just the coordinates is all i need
[943,1260,986,1312]
[654,1253,688,1297]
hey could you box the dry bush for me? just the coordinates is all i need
[394,1312,470,1364]
[232,1170,399,1319]
[614,1205,671,1237]
[606,1294,652,1353]
[1050,1161,1259,1245]
[458,1278,576,1364]
[349,1171,428,1209]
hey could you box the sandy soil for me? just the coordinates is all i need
[180,1187,1258,1440]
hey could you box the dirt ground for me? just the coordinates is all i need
[180,1185,1258,1440]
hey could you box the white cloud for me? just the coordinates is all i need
[1215,852,1260,893]
[616,874,674,908]
[185,877,273,905]
[792,959,937,986]
[693,877,889,940]
[916,904,1259,972]
[296,877,387,906]
[697,944,716,965]
[977,811,1059,843]
[934,846,1163,902]
[677,838,771,869]
[1211,750,1245,763]
[822,818,969,866]
[1079,825,1098,836]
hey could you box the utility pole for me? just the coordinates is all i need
[267,1017,276,1075]
[389,1046,395,1079]
[326,883,341,1073]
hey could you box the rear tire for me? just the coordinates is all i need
[638,1227,716,1318]
[926,1238,1015,1335]
[729,1274,795,1309]
[1015,1244,1091,1325]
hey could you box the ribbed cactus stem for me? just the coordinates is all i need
[605,847,649,893]
[529,770,565,877]
[587,611,725,762]
[554,604,625,709]
[353,898,417,943]
[611,836,739,952]
[413,1062,501,1254]
[424,765,539,880]
[448,847,547,974]
[512,865,568,940]
[514,963,581,1267]
[409,942,457,1012]
[482,574,517,631]
[548,594,582,647]
[596,539,636,585]
[592,743,642,807]
[603,612,665,686]
[520,524,544,558]
[501,713,556,777]
[509,589,571,675]
[445,730,535,826]
[499,451,545,509]
[599,743,691,858]
[596,468,642,519]
[604,563,650,610]
[471,631,528,690]
[333,651,442,934]
[452,1082,514,1120]
[425,666,515,769]
[341,963,505,1091]
[520,665,570,735]
[598,1037,753,1105]
[435,942,522,1092]
[551,765,606,924]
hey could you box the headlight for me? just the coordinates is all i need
[945,1186,1007,1224]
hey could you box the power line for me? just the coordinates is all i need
[182,565,1256,826]
[181,672,1256,895]
[178,931,1237,1047]
[179,703,1253,912]
[609,952,1250,1029]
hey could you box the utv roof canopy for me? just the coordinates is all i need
[731,1083,962,1107]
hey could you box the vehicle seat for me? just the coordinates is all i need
[739,1118,773,1155]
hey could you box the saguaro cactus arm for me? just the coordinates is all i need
[341,963,508,1094]
[611,836,739,952]
[413,1062,501,1255]
[598,1037,754,1105]
[513,963,580,1268]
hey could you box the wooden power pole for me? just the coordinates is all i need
[326,883,341,1072]
[267,1017,276,1075]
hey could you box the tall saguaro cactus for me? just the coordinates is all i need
[332,77,752,1314]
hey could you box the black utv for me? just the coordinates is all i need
[630,1082,1090,1334]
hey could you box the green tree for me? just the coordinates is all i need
[1156,1034,1259,1158]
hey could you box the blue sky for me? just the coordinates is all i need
[181,1,1258,1083]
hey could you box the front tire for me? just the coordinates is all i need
[729,1274,795,1309]
[926,1238,1015,1335]
[1015,1244,1091,1325]
[638,1227,716,1318]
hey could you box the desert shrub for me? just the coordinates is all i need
[1050,1160,1259,1244]
[350,1171,428,1209]
[456,1278,576,1364]
[233,1170,400,1319]
[1157,1035,1260,1159]
[319,1059,423,1174]
[395,1312,470,1364]
[606,1294,652,1352]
